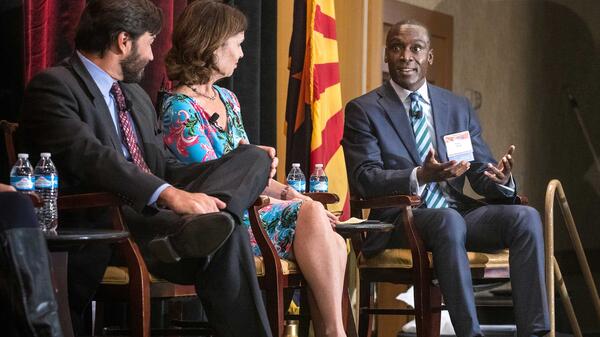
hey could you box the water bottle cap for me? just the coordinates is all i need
[291,163,300,168]
[315,163,323,168]
[17,153,29,159]
[40,152,51,158]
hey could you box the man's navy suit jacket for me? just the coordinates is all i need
[342,81,516,256]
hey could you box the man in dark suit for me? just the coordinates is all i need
[19,0,274,336]
[342,20,549,337]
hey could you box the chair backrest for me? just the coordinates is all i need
[0,120,18,166]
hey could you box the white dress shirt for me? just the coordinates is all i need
[388,79,515,199]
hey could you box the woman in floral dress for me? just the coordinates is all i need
[161,2,348,336]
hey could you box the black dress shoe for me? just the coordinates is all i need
[148,212,235,263]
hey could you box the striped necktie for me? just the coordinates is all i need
[409,92,448,208]
[110,82,151,173]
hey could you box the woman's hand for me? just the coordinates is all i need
[324,209,340,228]
[287,187,311,201]
[238,139,278,180]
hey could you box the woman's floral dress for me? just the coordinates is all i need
[161,85,301,260]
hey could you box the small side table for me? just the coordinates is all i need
[335,222,395,235]
[45,229,129,337]
[334,221,395,337]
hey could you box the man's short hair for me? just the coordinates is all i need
[386,19,432,46]
[75,0,162,55]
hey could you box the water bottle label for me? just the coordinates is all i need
[10,176,34,191]
[35,175,58,189]
[314,181,328,192]
[288,179,304,193]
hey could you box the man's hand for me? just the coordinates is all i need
[484,145,515,185]
[416,148,470,184]
[0,183,16,192]
[158,186,226,215]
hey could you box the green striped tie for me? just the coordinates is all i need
[409,92,449,208]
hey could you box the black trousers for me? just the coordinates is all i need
[120,144,272,337]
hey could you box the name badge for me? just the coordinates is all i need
[444,131,474,161]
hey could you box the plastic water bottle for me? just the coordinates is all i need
[34,153,59,231]
[9,153,35,193]
[309,163,328,192]
[287,163,306,193]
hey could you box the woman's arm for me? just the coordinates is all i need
[262,179,311,201]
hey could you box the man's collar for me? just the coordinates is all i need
[389,79,430,105]
[76,51,117,99]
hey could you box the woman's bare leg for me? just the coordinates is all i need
[292,201,348,337]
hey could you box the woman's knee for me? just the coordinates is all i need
[298,200,327,224]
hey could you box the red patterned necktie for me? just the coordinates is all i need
[110,82,151,173]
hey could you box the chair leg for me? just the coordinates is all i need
[343,289,358,337]
[128,274,150,337]
[298,288,311,337]
[265,288,285,337]
[428,285,442,337]
[93,301,104,336]
[358,279,372,337]
[414,280,442,337]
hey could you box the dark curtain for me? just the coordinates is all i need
[0,0,28,183]
[0,0,277,182]
[221,0,277,147]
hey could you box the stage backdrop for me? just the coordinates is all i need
[21,0,276,146]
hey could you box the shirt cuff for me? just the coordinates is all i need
[148,183,171,206]
[410,167,427,196]
[496,175,516,197]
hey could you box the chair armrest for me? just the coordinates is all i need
[351,194,421,210]
[515,195,528,205]
[247,196,285,279]
[483,194,528,206]
[304,192,339,205]
[253,195,270,208]
[58,192,123,210]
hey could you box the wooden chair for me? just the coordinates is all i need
[348,193,519,337]
[4,119,351,337]
[1,120,202,337]
[249,192,355,337]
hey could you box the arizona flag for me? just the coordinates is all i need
[285,0,350,219]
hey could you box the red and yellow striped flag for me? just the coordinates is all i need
[285,0,350,219]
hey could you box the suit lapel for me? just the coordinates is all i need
[69,55,121,150]
[377,82,421,164]
[429,85,450,162]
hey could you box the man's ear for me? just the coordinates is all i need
[428,48,434,65]
[384,47,388,63]
[114,31,132,55]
